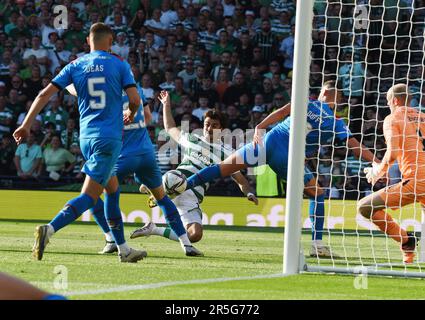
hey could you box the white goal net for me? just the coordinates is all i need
[298,0,425,277]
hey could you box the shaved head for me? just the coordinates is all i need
[387,83,409,101]
[89,22,113,43]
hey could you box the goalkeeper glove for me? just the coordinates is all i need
[364,162,381,184]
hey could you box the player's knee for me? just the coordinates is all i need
[357,200,372,219]
[187,224,203,243]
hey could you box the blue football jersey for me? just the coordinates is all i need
[272,99,352,157]
[121,84,153,157]
[52,50,136,140]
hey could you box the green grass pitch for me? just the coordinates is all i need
[1,220,425,300]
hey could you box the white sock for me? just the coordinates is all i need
[179,233,191,247]
[47,224,55,237]
[312,240,324,246]
[105,232,114,242]
[118,242,130,255]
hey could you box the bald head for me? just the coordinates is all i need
[387,84,410,111]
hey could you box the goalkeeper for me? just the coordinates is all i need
[181,80,376,257]
[359,84,421,264]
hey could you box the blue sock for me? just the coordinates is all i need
[310,194,325,241]
[186,164,221,189]
[50,194,94,232]
[90,197,110,234]
[105,189,125,245]
[157,196,186,237]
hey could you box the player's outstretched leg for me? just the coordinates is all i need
[104,176,147,263]
[185,164,222,190]
[33,192,95,260]
[90,198,117,254]
[149,185,203,257]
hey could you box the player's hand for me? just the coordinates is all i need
[247,192,259,205]
[364,162,381,185]
[158,90,169,106]
[123,109,135,125]
[13,126,29,145]
[253,126,265,148]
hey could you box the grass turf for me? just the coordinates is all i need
[1,220,424,300]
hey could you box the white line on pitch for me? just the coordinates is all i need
[65,273,287,296]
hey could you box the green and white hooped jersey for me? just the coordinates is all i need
[177,132,233,203]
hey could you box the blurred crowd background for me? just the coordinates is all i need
[0,0,424,199]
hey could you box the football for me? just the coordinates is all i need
[162,170,187,195]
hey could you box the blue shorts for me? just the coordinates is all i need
[236,131,314,185]
[80,138,122,187]
[115,150,162,189]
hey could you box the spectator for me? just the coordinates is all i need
[0,134,15,176]
[278,24,295,75]
[253,19,279,61]
[159,69,176,92]
[249,104,265,129]
[111,32,130,60]
[14,132,42,179]
[140,73,155,100]
[195,76,220,108]
[222,72,251,106]
[6,89,25,119]
[170,77,187,107]
[211,30,234,63]
[24,66,44,101]
[61,118,79,150]
[192,95,212,121]
[69,143,85,181]
[160,0,178,28]
[169,7,194,32]
[17,100,42,127]
[239,10,259,38]
[146,56,165,89]
[23,36,49,75]
[164,34,182,62]
[42,135,76,180]
[62,18,86,51]
[211,51,240,82]
[215,68,232,103]
[145,8,167,47]
[0,96,13,138]
[40,122,56,149]
[226,104,247,131]
[42,96,68,132]
[177,59,197,92]
[48,38,72,74]
[271,10,292,41]
[199,20,218,51]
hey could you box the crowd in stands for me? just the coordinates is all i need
[0,0,424,199]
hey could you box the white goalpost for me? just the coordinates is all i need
[284,0,425,278]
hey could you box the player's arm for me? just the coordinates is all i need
[13,84,59,144]
[124,86,140,124]
[253,103,291,147]
[160,90,181,142]
[347,137,379,163]
[231,171,259,205]
[144,102,152,125]
[374,117,399,179]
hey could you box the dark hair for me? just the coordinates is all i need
[89,23,113,42]
[204,110,227,128]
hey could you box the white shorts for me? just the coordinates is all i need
[173,189,203,227]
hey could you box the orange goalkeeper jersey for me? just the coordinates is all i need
[384,106,425,180]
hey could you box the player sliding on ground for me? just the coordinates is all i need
[359,84,421,264]
[13,23,146,263]
[130,90,258,244]
[66,84,203,257]
[177,80,377,257]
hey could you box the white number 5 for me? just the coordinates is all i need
[88,77,106,109]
